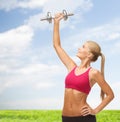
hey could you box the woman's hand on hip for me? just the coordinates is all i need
[80,105,96,116]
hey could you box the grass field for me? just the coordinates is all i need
[0,110,119,122]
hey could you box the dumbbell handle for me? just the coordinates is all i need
[40,13,74,21]
[40,18,52,21]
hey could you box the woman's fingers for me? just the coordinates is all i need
[54,13,64,22]
[81,105,93,116]
[81,106,90,116]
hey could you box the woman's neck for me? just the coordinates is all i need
[79,59,91,69]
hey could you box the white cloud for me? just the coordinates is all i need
[0,64,8,72]
[35,82,56,89]
[43,0,93,13]
[18,63,65,75]
[61,19,120,55]
[0,98,63,109]
[18,0,48,9]
[27,13,50,30]
[0,0,17,11]
[0,9,47,96]
[0,63,65,93]
[0,25,33,56]
[111,41,120,55]
[0,0,92,12]
[0,0,48,11]
[0,0,93,31]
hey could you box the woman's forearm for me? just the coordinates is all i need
[53,22,61,48]
[94,94,114,114]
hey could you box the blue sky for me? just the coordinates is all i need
[0,0,120,110]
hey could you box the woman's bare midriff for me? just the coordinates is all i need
[62,88,90,116]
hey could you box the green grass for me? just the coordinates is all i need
[0,110,119,122]
[96,110,120,122]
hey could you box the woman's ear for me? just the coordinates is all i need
[88,52,93,59]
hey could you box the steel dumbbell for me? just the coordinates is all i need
[40,10,74,23]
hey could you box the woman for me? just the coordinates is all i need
[53,13,114,122]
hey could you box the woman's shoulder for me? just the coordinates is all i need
[90,67,101,76]
[89,68,102,84]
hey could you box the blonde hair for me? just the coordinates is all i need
[86,41,105,100]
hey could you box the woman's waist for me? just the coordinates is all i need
[63,99,88,108]
[62,103,89,116]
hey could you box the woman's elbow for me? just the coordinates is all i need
[53,43,58,49]
[108,91,114,101]
[111,92,115,100]
[53,42,61,49]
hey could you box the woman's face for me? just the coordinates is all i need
[76,43,91,60]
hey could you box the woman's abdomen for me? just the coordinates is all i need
[62,89,89,116]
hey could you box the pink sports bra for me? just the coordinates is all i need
[65,67,91,94]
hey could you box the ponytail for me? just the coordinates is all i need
[86,41,106,100]
[100,53,105,100]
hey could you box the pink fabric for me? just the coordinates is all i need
[65,67,91,94]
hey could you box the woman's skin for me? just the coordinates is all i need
[53,13,114,117]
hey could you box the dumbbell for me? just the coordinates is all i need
[40,10,74,23]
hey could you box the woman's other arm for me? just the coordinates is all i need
[81,69,114,116]
[92,70,114,114]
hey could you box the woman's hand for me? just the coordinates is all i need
[54,13,64,23]
[80,105,96,116]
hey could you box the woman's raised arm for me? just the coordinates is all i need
[53,13,76,71]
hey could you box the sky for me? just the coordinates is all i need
[0,0,120,110]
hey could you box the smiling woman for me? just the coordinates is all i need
[53,12,114,122]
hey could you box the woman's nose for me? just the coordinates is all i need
[78,48,81,51]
